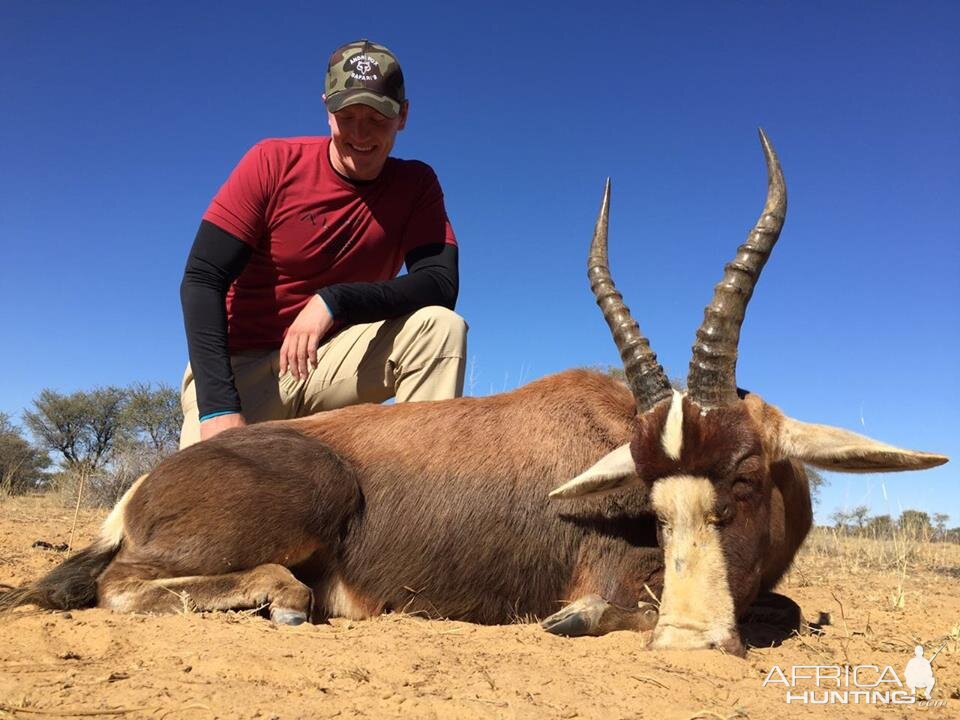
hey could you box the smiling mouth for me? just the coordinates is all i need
[347,143,375,154]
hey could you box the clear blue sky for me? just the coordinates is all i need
[1,2,957,526]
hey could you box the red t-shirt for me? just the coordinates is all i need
[203,136,457,352]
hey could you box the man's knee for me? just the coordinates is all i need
[390,307,467,402]
[406,306,468,354]
[179,364,201,449]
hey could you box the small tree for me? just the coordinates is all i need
[0,413,51,494]
[24,386,129,505]
[122,382,181,455]
[932,512,950,541]
[24,387,128,475]
[829,509,851,533]
[90,383,182,506]
[866,514,894,538]
[849,505,870,531]
[898,510,932,540]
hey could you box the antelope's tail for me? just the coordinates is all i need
[0,540,122,612]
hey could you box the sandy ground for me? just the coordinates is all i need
[1,494,957,720]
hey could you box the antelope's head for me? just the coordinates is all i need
[550,131,948,653]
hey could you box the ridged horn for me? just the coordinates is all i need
[687,129,787,410]
[589,179,672,412]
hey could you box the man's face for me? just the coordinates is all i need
[327,101,408,181]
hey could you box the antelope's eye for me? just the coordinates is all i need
[708,501,735,525]
[734,455,763,479]
[732,478,755,500]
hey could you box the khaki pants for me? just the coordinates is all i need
[179,306,467,448]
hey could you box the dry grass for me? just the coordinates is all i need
[800,525,958,566]
[775,525,960,678]
[796,526,960,607]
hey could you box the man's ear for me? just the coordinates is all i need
[397,101,409,130]
[776,416,948,473]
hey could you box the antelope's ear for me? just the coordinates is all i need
[549,444,638,499]
[776,417,948,473]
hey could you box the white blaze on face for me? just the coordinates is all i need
[650,476,736,650]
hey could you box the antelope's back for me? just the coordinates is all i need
[287,368,638,494]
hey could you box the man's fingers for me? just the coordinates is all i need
[288,337,301,380]
[282,335,299,379]
[296,333,309,379]
[308,334,320,370]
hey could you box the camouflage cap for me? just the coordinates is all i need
[324,40,405,118]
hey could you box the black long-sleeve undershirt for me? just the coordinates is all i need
[317,241,458,324]
[180,220,459,419]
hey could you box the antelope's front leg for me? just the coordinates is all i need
[541,594,659,637]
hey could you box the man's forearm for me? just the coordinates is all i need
[180,221,252,418]
[317,243,458,325]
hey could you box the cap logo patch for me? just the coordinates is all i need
[349,54,380,81]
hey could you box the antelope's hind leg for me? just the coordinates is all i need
[98,426,364,625]
[99,563,313,625]
[541,594,659,637]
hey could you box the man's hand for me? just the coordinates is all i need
[280,294,335,380]
[200,412,247,441]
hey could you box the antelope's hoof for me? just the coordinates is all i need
[542,611,590,636]
[541,594,609,637]
[271,608,309,626]
[635,601,659,631]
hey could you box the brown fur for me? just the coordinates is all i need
[287,369,658,621]
[762,459,813,589]
[0,370,810,635]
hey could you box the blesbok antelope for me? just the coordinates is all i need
[1,131,947,654]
